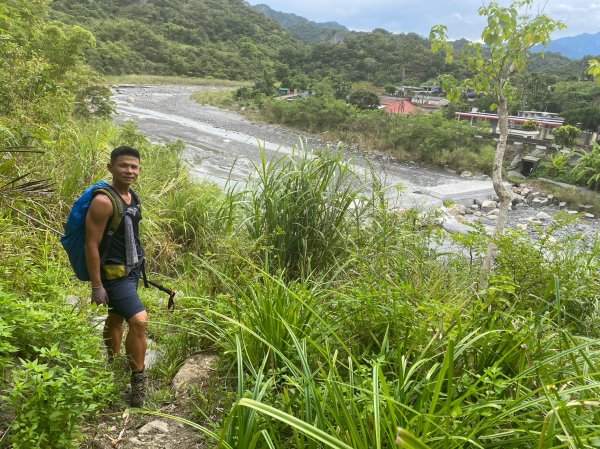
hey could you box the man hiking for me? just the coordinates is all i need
[85,146,147,407]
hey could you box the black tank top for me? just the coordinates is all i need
[101,190,144,265]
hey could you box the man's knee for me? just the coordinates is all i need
[105,313,125,331]
[128,311,148,334]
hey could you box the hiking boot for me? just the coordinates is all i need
[130,371,146,407]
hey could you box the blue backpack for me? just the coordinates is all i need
[61,181,140,281]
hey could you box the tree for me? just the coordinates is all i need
[431,0,565,281]
[348,90,380,109]
[553,125,579,149]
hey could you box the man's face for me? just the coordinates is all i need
[108,155,141,187]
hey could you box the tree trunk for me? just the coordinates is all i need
[480,94,513,284]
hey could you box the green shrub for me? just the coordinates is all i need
[553,125,580,149]
[0,290,116,448]
[243,143,376,278]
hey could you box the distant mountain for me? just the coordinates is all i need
[532,32,600,59]
[251,3,347,44]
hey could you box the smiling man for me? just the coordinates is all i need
[85,146,147,407]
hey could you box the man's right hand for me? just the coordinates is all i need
[91,286,109,306]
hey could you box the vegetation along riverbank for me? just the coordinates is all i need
[3,0,600,448]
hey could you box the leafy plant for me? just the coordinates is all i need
[553,125,580,149]
[573,144,600,191]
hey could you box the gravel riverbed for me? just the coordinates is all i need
[112,84,600,242]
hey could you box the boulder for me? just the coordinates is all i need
[507,170,526,181]
[173,354,219,392]
[481,200,497,212]
[439,216,472,235]
[509,154,522,170]
[447,204,467,216]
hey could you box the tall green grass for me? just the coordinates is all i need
[243,142,378,279]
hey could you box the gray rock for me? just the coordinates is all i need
[460,170,473,178]
[481,200,497,212]
[558,202,567,209]
[511,194,525,205]
[66,295,83,307]
[447,204,467,216]
[536,212,552,221]
[531,197,549,208]
[440,216,472,235]
[507,170,526,181]
[583,213,595,219]
[173,354,219,392]
[509,154,522,170]
[139,420,169,435]
[567,210,579,215]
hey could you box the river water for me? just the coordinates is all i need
[111,84,600,240]
[112,84,478,209]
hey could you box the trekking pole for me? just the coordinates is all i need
[141,261,176,311]
[145,279,176,311]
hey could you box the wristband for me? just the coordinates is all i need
[92,285,104,289]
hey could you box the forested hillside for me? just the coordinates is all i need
[251,3,347,44]
[50,0,296,79]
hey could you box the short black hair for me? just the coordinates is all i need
[111,146,140,163]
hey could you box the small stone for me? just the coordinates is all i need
[583,213,595,219]
[517,223,528,231]
[487,214,498,220]
[558,202,567,209]
[579,204,594,210]
[481,200,497,212]
[139,420,169,435]
[530,191,543,199]
[470,204,480,210]
[474,211,483,217]
[529,219,543,225]
[448,204,467,216]
[548,236,557,244]
[547,194,554,201]
[521,188,531,197]
[531,197,549,208]
[536,212,552,221]
[107,426,117,432]
[567,210,578,215]
[460,170,473,177]
[487,208,500,216]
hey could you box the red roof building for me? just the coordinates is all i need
[380,98,419,115]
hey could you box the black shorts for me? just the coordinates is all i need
[103,268,146,320]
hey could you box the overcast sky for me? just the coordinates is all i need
[250,1,600,40]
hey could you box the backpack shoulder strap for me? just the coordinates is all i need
[130,188,142,213]
[93,186,125,235]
